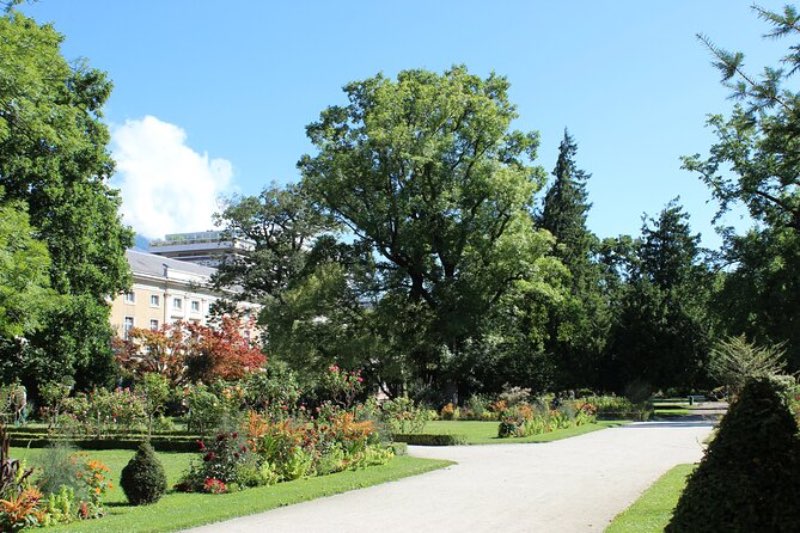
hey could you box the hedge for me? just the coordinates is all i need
[392,434,467,446]
[8,437,200,453]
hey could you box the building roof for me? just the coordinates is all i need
[126,249,217,280]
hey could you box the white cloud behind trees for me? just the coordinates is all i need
[111,115,233,239]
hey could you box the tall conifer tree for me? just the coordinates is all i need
[539,131,608,389]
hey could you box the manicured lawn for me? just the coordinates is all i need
[420,420,628,445]
[11,447,452,532]
[605,464,695,533]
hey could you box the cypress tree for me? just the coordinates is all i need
[667,378,800,532]
[120,442,167,505]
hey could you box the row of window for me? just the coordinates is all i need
[122,317,160,339]
[123,292,202,312]
[122,317,250,341]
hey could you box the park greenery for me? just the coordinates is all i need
[2,2,800,531]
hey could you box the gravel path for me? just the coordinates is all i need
[185,421,713,533]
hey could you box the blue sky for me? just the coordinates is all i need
[21,1,791,247]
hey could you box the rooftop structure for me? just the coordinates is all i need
[148,230,254,267]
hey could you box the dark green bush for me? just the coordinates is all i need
[8,437,198,452]
[667,378,800,532]
[392,434,467,446]
[120,442,167,505]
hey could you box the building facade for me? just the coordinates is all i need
[110,250,257,340]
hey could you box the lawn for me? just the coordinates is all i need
[605,463,695,533]
[11,447,452,532]
[420,419,628,445]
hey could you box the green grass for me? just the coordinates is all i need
[420,419,627,445]
[11,447,452,532]
[605,464,695,533]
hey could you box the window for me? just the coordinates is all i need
[123,317,134,339]
[150,294,160,307]
[191,300,200,313]
[124,291,135,303]
[149,319,159,331]
[173,298,183,310]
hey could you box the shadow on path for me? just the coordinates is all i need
[621,421,716,429]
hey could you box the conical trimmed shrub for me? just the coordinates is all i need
[667,378,800,532]
[120,442,167,505]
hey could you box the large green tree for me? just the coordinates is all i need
[686,4,800,370]
[298,66,560,392]
[0,10,132,391]
[608,201,714,391]
[538,131,610,389]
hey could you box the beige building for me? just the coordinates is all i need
[110,250,258,340]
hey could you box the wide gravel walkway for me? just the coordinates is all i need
[186,421,713,533]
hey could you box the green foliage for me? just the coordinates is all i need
[183,384,229,435]
[120,442,167,505]
[667,378,800,532]
[687,5,800,372]
[539,131,610,389]
[298,65,558,390]
[139,373,171,436]
[380,397,431,434]
[708,335,787,395]
[35,443,81,498]
[0,11,132,297]
[608,200,713,391]
[179,431,253,492]
[0,9,132,392]
[60,388,147,438]
[496,399,597,438]
[241,364,301,414]
[0,194,54,338]
[213,183,335,303]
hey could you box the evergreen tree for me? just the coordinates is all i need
[538,131,609,389]
[608,200,713,391]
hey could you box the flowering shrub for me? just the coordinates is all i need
[0,423,111,529]
[183,383,244,435]
[242,366,300,417]
[59,388,146,438]
[321,365,364,408]
[178,431,253,492]
[202,478,227,494]
[497,399,597,438]
[0,487,42,532]
[380,397,430,434]
[440,403,459,420]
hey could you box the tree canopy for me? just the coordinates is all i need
[0,10,132,393]
[295,66,562,392]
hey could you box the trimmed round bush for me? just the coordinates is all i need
[667,378,800,532]
[120,442,167,505]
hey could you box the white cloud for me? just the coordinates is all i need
[111,115,233,240]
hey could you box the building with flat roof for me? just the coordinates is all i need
[110,249,258,340]
[147,230,254,267]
